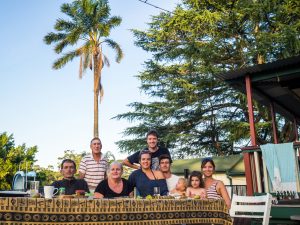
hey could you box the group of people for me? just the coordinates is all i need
[51,130,231,209]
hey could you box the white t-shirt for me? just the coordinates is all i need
[166,174,180,191]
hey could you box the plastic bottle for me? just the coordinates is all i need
[59,187,65,196]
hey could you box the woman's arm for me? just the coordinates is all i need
[93,192,104,198]
[217,181,231,209]
[200,188,207,199]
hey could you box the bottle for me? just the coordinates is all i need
[283,191,287,199]
[59,187,65,196]
[276,191,280,201]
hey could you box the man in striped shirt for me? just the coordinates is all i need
[79,137,108,192]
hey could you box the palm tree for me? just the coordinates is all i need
[44,0,123,137]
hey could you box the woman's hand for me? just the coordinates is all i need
[93,192,104,199]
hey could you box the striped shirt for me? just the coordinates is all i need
[79,154,108,191]
[206,180,222,199]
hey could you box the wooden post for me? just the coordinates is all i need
[245,75,260,195]
[270,102,278,144]
[293,117,299,141]
[243,152,254,195]
[245,75,257,146]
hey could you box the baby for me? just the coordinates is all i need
[170,178,187,196]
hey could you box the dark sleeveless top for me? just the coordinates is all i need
[206,180,222,199]
[128,169,168,197]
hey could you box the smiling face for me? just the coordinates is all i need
[90,138,102,155]
[108,163,123,179]
[139,152,152,169]
[146,134,158,150]
[61,161,76,179]
[201,161,215,178]
[159,158,171,172]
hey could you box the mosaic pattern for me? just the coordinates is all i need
[0,197,232,225]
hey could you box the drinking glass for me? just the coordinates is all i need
[29,181,39,197]
[153,187,160,197]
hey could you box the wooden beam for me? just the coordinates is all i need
[245,75,257,146]
[270,102,278,144]
[243,152,254,195]
[294,117,299,141]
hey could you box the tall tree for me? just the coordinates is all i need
[44,0,123,137]
[115,0,300,157]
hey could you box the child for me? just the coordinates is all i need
[170,178,187,196]
[186,171,207,199]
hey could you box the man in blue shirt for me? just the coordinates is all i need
[122,130,172,170]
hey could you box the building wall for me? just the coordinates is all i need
[213,174,246,185]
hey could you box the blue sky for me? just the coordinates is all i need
[0,0,179,168]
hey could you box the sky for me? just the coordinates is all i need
[0,0,180,168]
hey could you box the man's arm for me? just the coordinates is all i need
[122,158,140,169]
[78,158,86,179]
[78,171,85,179]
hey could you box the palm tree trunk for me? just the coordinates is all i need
[93,52,100,138]
[94,89,99,137]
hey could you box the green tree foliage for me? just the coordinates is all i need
[115,0,300,158]
[57,150,88,179]
[44,0,124,137]
[34,165,60,187]
[0,132,37,190]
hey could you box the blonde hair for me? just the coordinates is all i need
[178,178,187,188]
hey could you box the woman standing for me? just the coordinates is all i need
[201,158,231,208]
[94,161,133,198]
[128,150,168,197]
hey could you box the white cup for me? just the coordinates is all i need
[44,186,58,199]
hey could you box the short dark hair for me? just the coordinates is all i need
[90,137,101,145]
[138,150,152,162]
[201,157,215,170]
[188,170,205,188]
[159,154,171,164]
[146,130,158,138]
[61,159,76,170]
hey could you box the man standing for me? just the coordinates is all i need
[123,130,172,170]
[159,154,179,191]
[79,137,108,192]
[52,159,89,195]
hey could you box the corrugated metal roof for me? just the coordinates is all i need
[214,55,300,124]
[216,55,300,81]
[172,155,244,175]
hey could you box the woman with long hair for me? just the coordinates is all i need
[128,150,168,197]
[201,158,231,208]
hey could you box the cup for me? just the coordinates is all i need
[29,181,39,197]
[44,186,58,199]
[153,187,160,197]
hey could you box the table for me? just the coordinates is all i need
[0,197,232,225]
